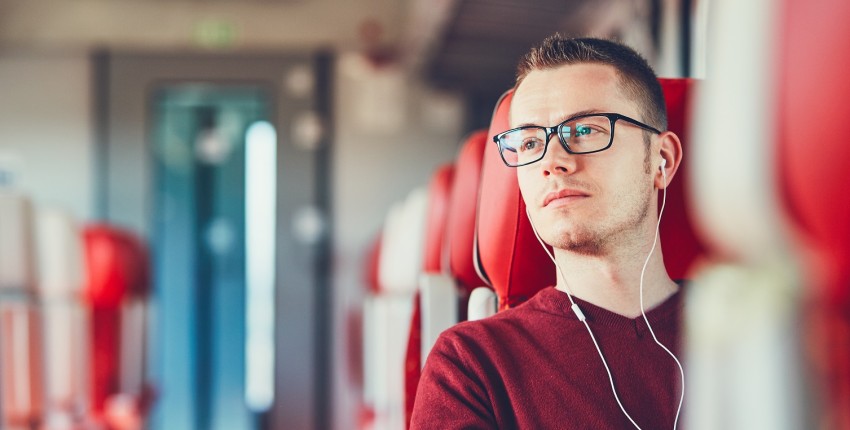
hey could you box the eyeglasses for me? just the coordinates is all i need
[493,113,662,167]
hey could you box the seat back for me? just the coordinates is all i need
[421,165,455,274]
[352,233,382,430]
[36,209,90,424]
[447,131,489,295]
[475,89,556,312]
[657,78,705,280]
[777,0,850,426]
[404,133,491,427]
[82,225,148,420]
[367,188,428,430]
[118,233,152,418]
[404,164,454,428]
[377,189,428,295]
[0,190,45,429]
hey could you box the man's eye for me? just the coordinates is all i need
[575,125,594,136]
[520,139,541,152]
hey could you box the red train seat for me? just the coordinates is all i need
[405,131,490,426]
[473,88,556,315]
[82,224,150,426]
[403,164,454,428]
[778,0,850,426]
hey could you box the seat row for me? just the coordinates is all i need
[0,187,152,430]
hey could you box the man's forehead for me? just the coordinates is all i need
[509,63,629,126]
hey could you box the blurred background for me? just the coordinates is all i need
[1,0,849,429]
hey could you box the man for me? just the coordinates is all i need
[410,35,684,429]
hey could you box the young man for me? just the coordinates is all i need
[410,36,684,429]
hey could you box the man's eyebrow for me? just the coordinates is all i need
[515,109,605,128]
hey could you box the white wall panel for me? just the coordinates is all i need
[0,55,93,221]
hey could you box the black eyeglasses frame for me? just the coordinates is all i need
[492,112,663,168]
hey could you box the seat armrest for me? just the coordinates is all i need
[467,287,497,321]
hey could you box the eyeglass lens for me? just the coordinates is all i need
[499,115,613,166]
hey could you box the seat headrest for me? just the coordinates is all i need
[0,190,36,292]
[475,90,556,310]
[446,131,488,293]
[422,164,455,273]
[82,225,148,307]
[657,78,705,279]
[37,208,85,298]
[378,188,429,294]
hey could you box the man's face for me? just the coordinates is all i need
[512,63,657,255]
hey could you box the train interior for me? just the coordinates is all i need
[1,0,849,429]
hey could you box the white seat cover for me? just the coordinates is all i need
[366,187,430,430]
[0,190,43,427]
[36,208,90,422]
[418,273,458,366]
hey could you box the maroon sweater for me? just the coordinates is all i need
[410,286,683,429]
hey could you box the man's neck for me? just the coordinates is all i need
[552,242,678,318]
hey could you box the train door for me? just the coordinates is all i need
[152,85,266,430]
[97,53,332,430]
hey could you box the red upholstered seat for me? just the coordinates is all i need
[777,0,850,425]
[404,163,454,428]
[657,78,705,280]
[447,131,490,295]
[403,130,490,427]
[476,89,556,310]
[365,233,383,295]
[82,225,149,419]
[422,165,455,274]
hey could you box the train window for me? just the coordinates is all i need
[244,120,277,412]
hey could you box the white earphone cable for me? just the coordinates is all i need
[639,166,685,430]
[525,162,684,430]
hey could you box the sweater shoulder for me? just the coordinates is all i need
[433,299,568,357]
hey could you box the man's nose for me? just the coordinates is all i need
[538,134,576,176]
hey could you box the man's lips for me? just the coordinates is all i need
[542,189,590,207]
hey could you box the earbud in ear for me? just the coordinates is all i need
[660,158,667,170]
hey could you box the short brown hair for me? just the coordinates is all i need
[515,35,667,132]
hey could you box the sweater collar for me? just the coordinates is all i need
[529,283,684,332]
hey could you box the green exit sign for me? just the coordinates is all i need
[194,19,237,48]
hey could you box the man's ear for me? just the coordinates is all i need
[656,130,683,189]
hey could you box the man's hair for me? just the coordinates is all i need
[515,35,667,132]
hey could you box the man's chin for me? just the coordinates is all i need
[539,224,606,255]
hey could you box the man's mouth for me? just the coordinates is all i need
[543,189,589,207]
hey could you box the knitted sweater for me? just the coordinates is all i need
[410,286,683,429]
